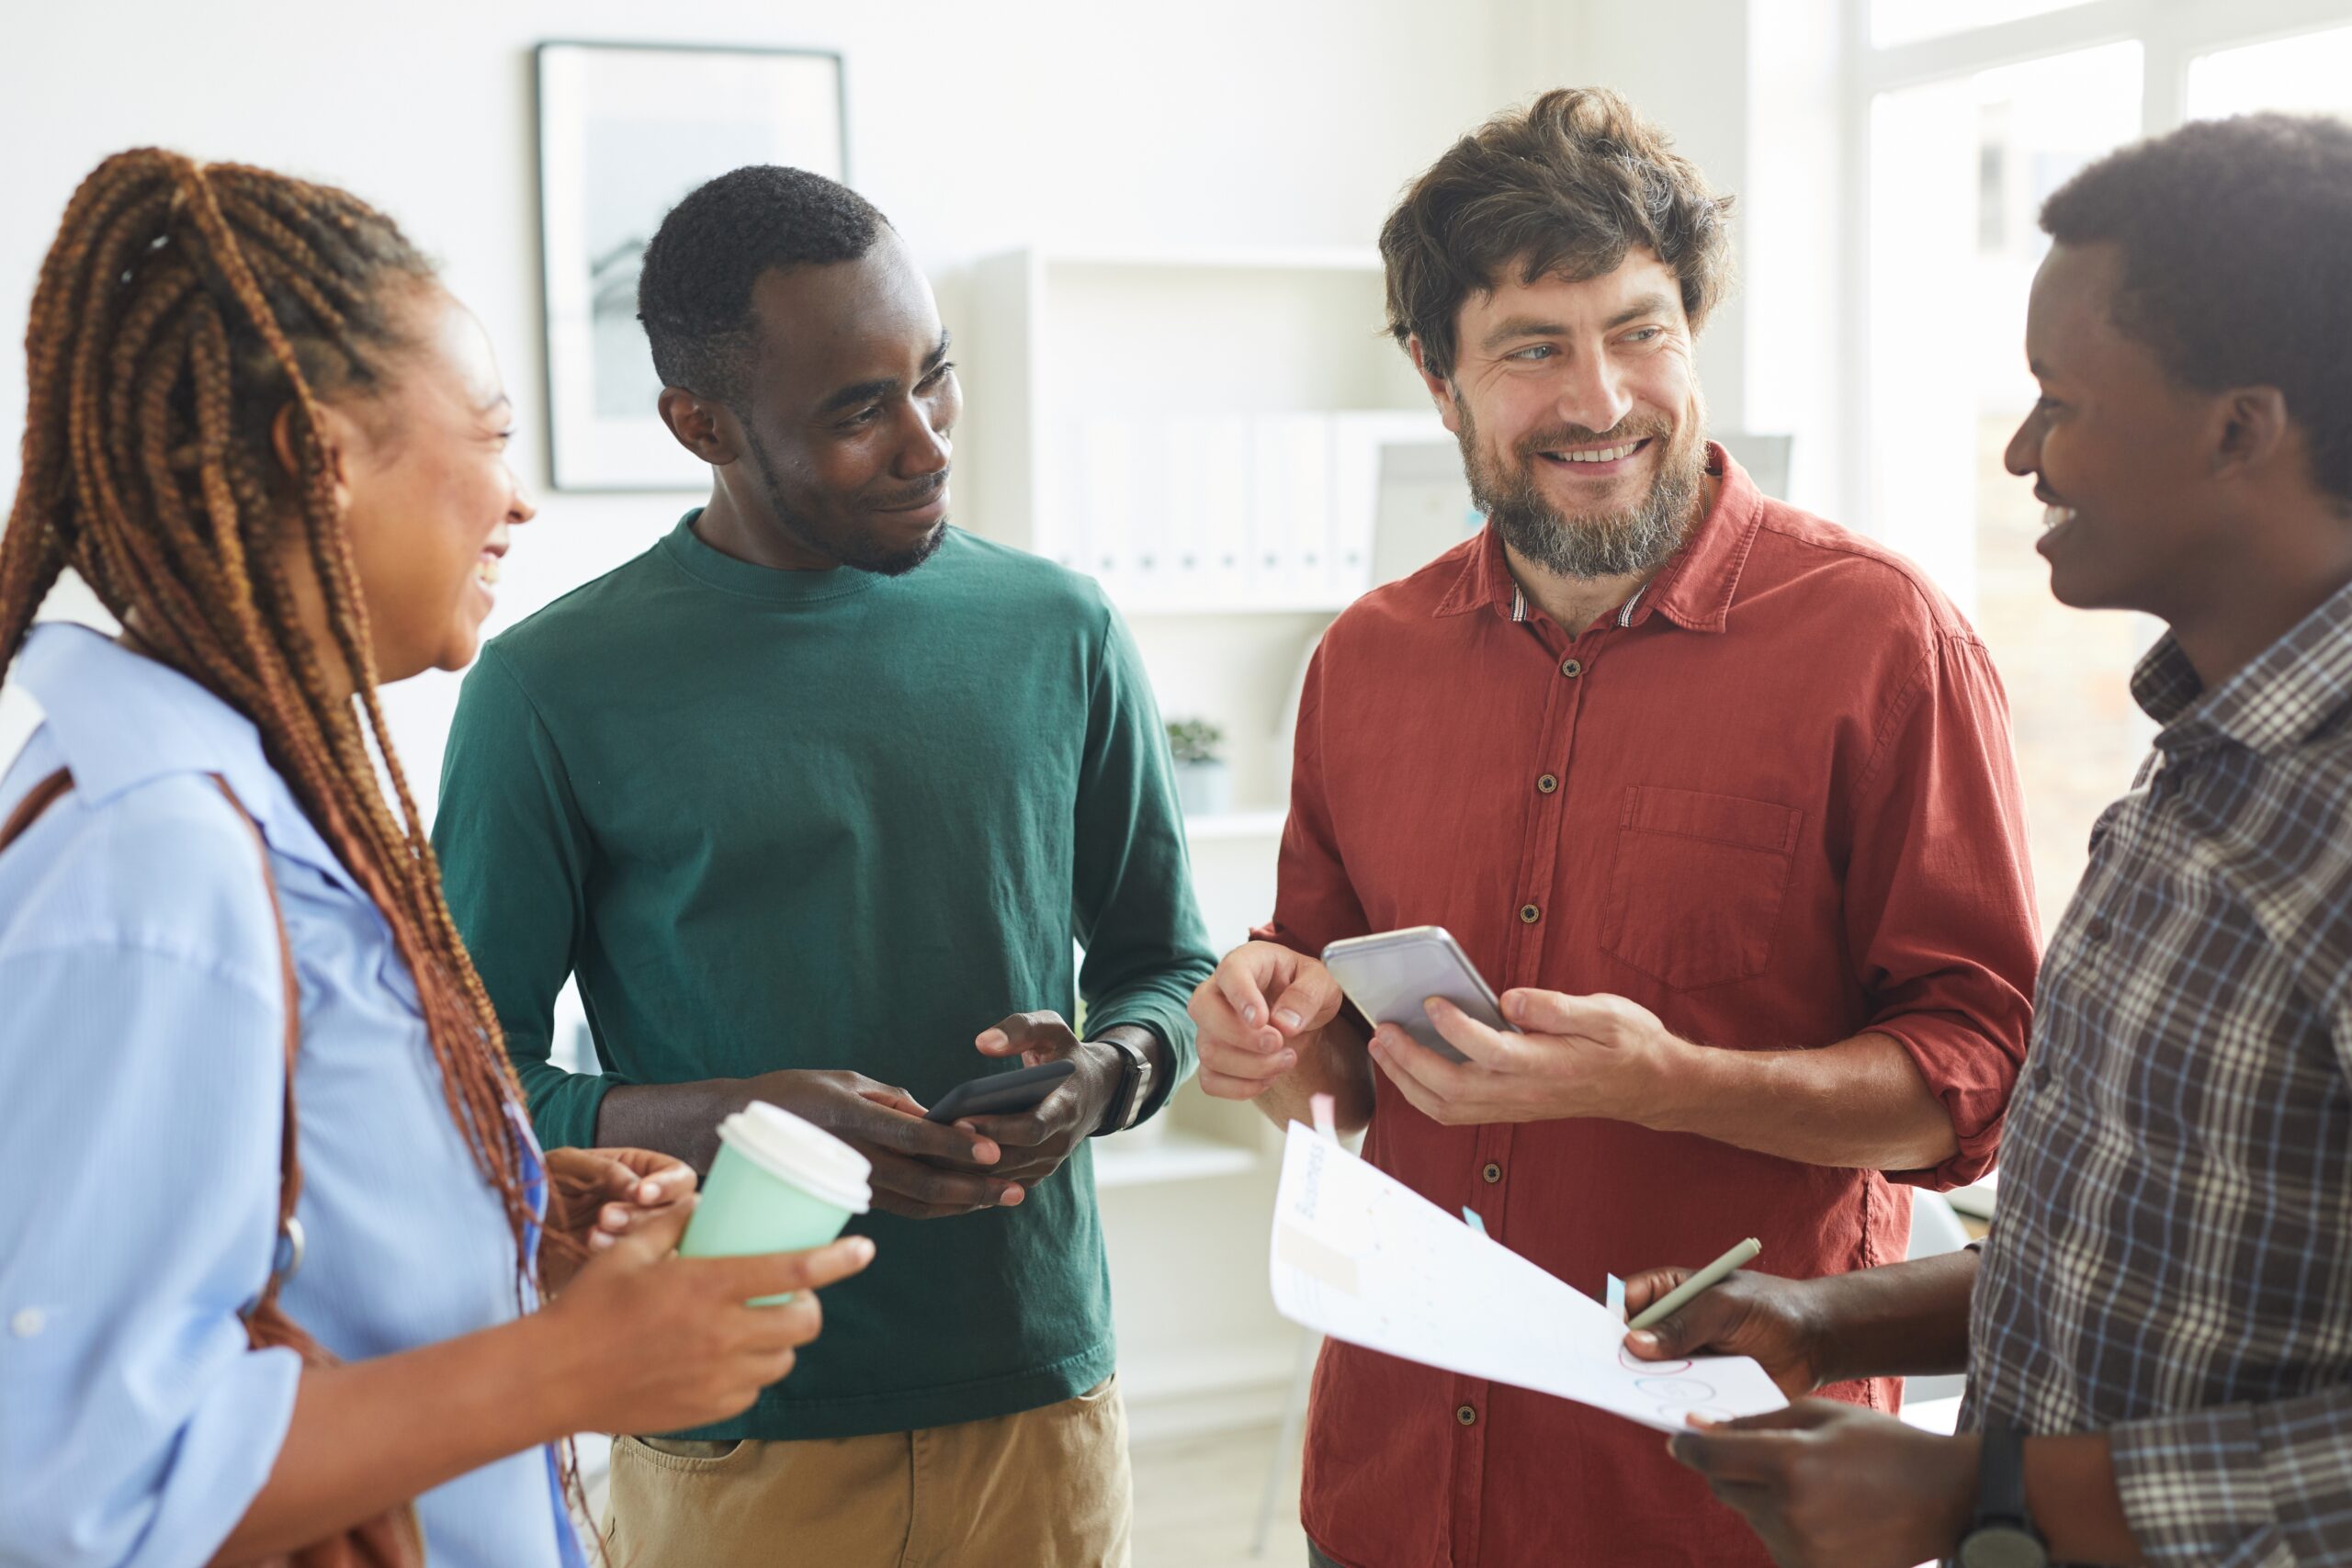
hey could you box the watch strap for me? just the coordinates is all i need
[1959,1422,2047,1568]
[1089,1033,1150,1136]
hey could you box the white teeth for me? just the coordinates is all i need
[475,557,502,587]
[1556,442,1639,464]
[2041,504,2075,532]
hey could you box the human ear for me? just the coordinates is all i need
[2212,385,2290,479]
[657,386,743,466]
[271,400,354,515]
[1408,337,1463,435]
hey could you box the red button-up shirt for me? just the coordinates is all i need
[1260,449,2039,1568]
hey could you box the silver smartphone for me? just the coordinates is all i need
[1321,926,1511,1065]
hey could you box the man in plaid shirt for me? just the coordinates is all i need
[1625,113,2352,1566]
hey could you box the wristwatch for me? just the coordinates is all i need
[1958,1422,2048,1568]
[1089,1032,1157,1136]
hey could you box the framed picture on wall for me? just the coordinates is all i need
[535,41,846,491]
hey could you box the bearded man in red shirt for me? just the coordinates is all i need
[1192,87,2041,1568]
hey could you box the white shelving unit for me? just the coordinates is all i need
[957,245,1476,1438]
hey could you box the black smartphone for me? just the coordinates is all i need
[924,1058,1079,1123]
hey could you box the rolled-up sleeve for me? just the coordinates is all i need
[2109,1388,2352,1565]
[0,942,300,1568]
[1842,632,2041,1188]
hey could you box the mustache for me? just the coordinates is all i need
[1515,420,1673,458]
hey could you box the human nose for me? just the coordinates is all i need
[897,401,951,479]
[1554,345,1635,437]
[2002,411,2040,479]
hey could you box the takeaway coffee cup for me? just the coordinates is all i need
[679,1100,874,1304]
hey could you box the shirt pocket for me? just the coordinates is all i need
[1600,785,1799,992]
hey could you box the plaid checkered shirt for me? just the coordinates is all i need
[1966,576,2352,1565]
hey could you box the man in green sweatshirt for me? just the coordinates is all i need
[432,165,1214,1568]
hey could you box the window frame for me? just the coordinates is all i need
[1838,0,2352,535]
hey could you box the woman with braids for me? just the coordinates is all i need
[0,151,872,1566]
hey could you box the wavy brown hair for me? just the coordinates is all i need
[0,150,544,1282]
[1380,86,1736,380]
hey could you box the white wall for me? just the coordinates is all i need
[0,0,1517,800]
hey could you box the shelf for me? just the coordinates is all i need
[1183,809,1287,841]
[1036,243,1385,274]
[1094,1129,1262,1190]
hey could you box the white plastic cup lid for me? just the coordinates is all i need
[716,1101,873,1215]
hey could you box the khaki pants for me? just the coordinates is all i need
[602,1377,1133,1568]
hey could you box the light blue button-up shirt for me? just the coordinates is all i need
[0,625,578,1568]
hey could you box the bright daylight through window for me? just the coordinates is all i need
[1863,6,2352,933]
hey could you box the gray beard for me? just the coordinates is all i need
[1461,407,1707,581]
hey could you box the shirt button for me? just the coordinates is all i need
[1456,1403,1478,1426]
[2086,919,2110,945]
[1560,658,1583,678]
[8,1308,43,1338]
[1536,773,1559,795]
[1483,1161,1502,1184]
[1519,903,1541,924]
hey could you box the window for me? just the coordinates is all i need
[2188,22,2352,119]
[1871,0,2095,49]
[1853,1,2352,932]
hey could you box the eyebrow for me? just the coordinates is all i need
[1478,292,1677,353]
[815,330,954,416]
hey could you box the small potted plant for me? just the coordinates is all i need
[1165,716,1232,816]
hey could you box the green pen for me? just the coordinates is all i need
[1626,1236,1762,1332]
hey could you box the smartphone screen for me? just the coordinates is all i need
[1321,927,1510,1065]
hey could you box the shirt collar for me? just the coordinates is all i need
[12,622,368,899]
[1433,443,1766,634]
[2134,574,2352,756]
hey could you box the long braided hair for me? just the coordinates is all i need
[1,151,544,1289]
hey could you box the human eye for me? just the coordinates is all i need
[1508,343,1556,362]
[919,359,957,389]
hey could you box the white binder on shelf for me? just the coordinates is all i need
[1251,413,1332,607]
[1157,415,1215,607]
[1200,415,1254,604]
[1124,421,1172,603]
[1079,417,1137,599]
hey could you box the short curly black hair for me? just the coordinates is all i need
[2042,112,2352,506]
[637,164,888,405]
[1380,87,1735,382]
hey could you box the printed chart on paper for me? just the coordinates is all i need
[1268,1122,1786,1433]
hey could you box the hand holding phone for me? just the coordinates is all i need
[924,1059,1078,1123]
[1321,926,1514,1065]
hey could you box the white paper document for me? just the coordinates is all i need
[1268,1123,1788,1434]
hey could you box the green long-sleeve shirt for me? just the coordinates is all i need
[432,514,1215,1439]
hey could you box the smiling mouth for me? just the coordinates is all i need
[1535,437,1653,467]
[474,556,503,587]
[2041,503,2076,532]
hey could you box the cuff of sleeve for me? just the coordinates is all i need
[148,1342,306,1566]
[520,1062,625,1152]
[1871,1015,2016,1189]
[1088,1003,1193,1117]
[2109,1403,2286,1567]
